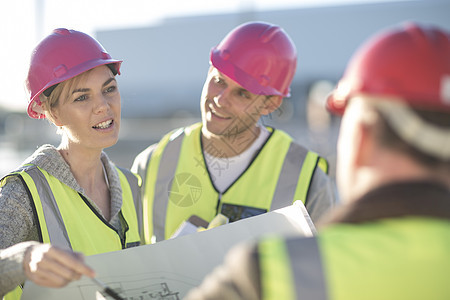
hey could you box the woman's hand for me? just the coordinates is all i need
[23,243,95,288]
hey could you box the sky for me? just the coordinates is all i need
[0,0,407,112]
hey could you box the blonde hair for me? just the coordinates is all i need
[41,69,96,121]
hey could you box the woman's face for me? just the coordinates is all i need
[51,65,121,151]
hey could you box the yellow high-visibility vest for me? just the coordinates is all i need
[2,165,140,300]
[138,123,328,243]
[260,218,450,300]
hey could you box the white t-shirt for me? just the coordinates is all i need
[203,126,270,193]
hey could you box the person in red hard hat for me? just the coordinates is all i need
[185,22,450,300]
[132,21,336,243]
[0,29,141,299]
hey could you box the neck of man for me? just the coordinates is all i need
[345,149,444,203]
[202,125,261,158]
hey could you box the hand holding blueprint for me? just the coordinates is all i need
[22,201,315,300]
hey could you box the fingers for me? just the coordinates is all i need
[51,248,96,278]
[23,243,96,288]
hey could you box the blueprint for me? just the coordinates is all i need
[22,201,314,300]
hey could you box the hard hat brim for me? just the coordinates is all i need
[27,59,122,119]
[326,93,346,116]
[210,48,290,97]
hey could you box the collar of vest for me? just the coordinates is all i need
[320,180,450,226]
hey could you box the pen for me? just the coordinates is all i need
[91,277,125,300]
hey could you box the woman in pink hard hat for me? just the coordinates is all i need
[131,21,336,244]
[0,29,140,299]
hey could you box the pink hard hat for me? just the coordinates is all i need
[210,21,297,97]
[327,23,450,115]
[26,28,122,119]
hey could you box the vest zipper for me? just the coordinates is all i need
[216,193,223,215]
[120,234,126,249]
[118,211,129,249]
[79,193,124,247]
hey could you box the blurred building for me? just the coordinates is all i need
[91,0,450,174]
[96,0,450,120]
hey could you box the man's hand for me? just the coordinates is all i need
[23,243,95,288]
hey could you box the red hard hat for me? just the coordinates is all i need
[210,21,297,97]
[26,28,122,119]
[327,23,450,115]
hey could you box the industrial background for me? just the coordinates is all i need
[0,0,449,180]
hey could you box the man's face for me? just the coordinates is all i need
[200,67,279,142]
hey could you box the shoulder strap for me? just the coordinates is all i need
[259,236,296,300]
[137,126,190,243]
[117,167,141,209]
[259,236,328,300]
[285,237,328,300]
[19,165,72,249]
[293,151,329,205]
[116,167,142,246]
[151,127,187,241]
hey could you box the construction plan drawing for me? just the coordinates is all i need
[21,201,315,300]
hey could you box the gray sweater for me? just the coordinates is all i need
[0,144,124,296]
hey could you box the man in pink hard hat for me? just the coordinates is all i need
[132,21,336,243]
[185,22,450,300]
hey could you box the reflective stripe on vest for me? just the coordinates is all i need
[153,129,185,243]
[115,167,142,249]
[259,236,296,299]
[271,143,312,211]
[259,236,327,300]
[138,128,185,243]
[13,165,140,252]
[141,123,327,242]
[118,166,143,240]
[20,166,70,248]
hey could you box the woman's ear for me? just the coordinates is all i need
[262,96,283,115]
[45,106,63,127]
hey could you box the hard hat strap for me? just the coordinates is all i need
[43,84,58,97]
[373,100,450,160]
